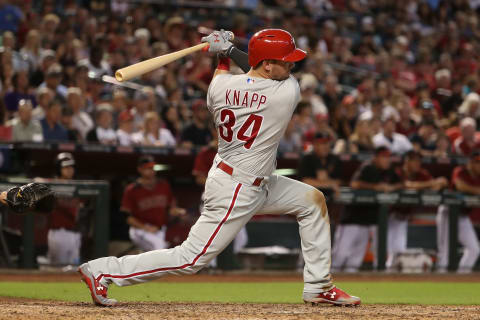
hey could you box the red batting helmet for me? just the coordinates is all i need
[248,29,307,67]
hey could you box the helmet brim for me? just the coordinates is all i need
[283,48,307,62]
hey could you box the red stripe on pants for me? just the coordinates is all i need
[97,183,243,281]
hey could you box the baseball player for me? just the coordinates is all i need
[78,29,360,306]
[47,152,83,265]
[436,151,480,273]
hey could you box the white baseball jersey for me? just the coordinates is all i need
[207,74,300,176]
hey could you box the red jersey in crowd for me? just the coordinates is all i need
[453,136,480,156]
[121,179,174,227]
[49,197,81,230]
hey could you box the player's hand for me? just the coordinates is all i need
[143,224,159,233]
[170,207,186,217]
[201,29,234,54]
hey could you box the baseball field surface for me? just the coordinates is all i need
[0,272,479,319]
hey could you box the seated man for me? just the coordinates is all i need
[122,155,186,251]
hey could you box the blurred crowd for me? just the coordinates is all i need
[0,0,479,156]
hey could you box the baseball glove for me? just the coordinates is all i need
[5,183,55,214]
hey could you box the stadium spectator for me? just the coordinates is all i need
[293,101,316,139]
[300,73,327,116]
[181,99,212,148]
[61,107,81,142]
[0,2,23,33]
[121,155,186,251]
[116,109,135,146]
[348,118,375,153]
[458,92,480,121]
[278,119,302,154]
[321,74,343,114]
[32,87,53,121]
[132,111,176,147]
[332,147,403,272]
[410,120,439,156]
[67,87,94,141]
[436,151,480,273]
[86,103,117,145]
[30,49,56,87]
[453,117,480,156]
[162,106,184,143]
[131,89,151,132]
[20,29,43,72]
[40,100,68,141]
[373,117,413,155]
[298,132,341,197]
[39,63,67,101]
[10,99,42,142]
[4,70,37,117]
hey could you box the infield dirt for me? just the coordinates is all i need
[1,297,479,320]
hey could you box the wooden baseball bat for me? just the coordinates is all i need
[115,43,209,82]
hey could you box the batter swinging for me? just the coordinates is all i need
[78,29,361,307]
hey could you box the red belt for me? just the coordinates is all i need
[217,161,264,186]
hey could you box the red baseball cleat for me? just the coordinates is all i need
[78,263,117,306]
[303,287,361,306]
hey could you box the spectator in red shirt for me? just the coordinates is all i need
[437,151,480,273]
[122,155,186,251]
[453,117,480,156]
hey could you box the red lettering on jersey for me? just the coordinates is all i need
[225,89,231,105]
[250,93,259,108]
[241,91,249,107]
[257,95,267,109]
[233,90,240,105]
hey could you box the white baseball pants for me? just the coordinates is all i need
[436,205,480,273]
[87,156,333,294]
[129,226,168,252]
[47,228,81,265]
[332,224,377,272]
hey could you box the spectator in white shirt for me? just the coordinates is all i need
[116,109,135,146]
[373,117,413,155]
[132,111,176,147]
[86,103,117,145]
[32,86,53,121]
[11,99,43,142]
[68,87,94,140]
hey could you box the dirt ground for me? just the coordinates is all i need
[0,297,479,320]
[1,272,480,320]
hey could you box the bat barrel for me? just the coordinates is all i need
[115,42,209,82]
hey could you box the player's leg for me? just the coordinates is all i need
[435,205,449,272]
[343,225,370,273]
[457,216,480,273]
[386,214,408,269]
[258,175,360,305]
[80,169,267,302]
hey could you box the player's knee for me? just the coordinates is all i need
[469,241,480,257]
[307,188,328,218]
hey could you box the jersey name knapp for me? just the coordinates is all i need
[207,74,300,176]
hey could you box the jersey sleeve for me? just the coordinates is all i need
[120,184,135,214]
[451,166,465,187]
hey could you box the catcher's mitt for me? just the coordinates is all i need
[6,183,55,213]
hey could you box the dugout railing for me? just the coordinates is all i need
[335,188,480,271]
[0,179,109,269]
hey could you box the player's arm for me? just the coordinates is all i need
[454,177,480,195]
[202,29,250,78]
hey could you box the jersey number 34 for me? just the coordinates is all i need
[219,109,263,149]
